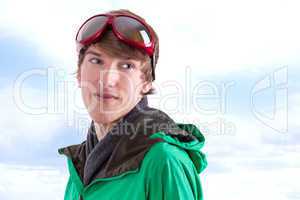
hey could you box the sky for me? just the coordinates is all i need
[0,0,300,199]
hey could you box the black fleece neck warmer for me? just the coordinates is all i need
[83,96,149,185]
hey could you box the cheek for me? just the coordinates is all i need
[80,78,98,105]
[121,77,144,98]
[81,67,99,82]
[80,71,98,93]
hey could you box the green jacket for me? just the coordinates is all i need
[59,97,207,200]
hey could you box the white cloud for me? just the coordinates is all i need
[0,0,113,70]
[0,85,65,150]
[1,0,300,77]
[0,163,67,200]
[123,0,300,78]
[202,167,300,200]
[1,1,300,199]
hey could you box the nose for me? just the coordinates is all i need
[100,64,120,88]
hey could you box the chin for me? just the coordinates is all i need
[91,112,121,124]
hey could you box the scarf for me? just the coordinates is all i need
[83,96,149,185]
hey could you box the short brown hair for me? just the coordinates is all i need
[76,9,159,95]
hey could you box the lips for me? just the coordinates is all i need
[94,92,119,100]
[102,93,118,99]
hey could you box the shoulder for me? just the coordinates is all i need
[141,141,195,175]
[146,141,187,161]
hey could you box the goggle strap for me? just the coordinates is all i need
[151,55,156,81]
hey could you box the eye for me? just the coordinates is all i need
[120,63,135,70]
[88,57,103,65]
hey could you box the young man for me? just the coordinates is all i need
[58,9,207,200]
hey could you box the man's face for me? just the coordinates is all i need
[77,45,152,124]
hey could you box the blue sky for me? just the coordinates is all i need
[0,0,300,199]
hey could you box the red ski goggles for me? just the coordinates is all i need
[76,14,157,80]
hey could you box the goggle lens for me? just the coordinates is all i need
[77,16,108,42]
[114,16,152,47]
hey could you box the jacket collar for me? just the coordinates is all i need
[58,96,194,185]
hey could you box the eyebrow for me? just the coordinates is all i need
[123,56,135,60]
[85,50,140,62]
[85,50,102,57]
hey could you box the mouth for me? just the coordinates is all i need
[94,93,119,101]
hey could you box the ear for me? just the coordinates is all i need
[141,81,152,94]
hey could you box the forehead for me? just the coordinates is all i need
[85,45,145,71]
[86,44,141,61]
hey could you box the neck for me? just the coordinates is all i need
[93,121,115,141]
[92,96,148,141]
